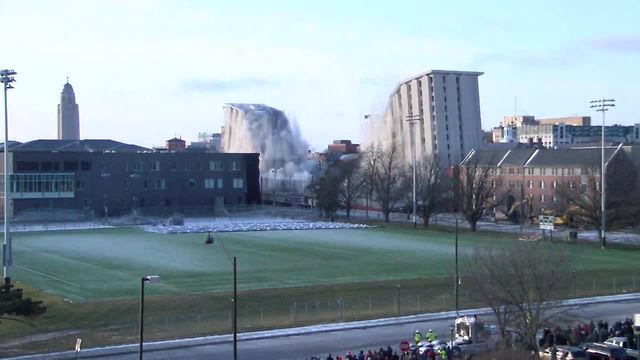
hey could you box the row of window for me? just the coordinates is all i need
[120,178,245,190]
[496,179,597,191]
[16,160,242,173]
[128,160,240,172]
[496,167,598,176]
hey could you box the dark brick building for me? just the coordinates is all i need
[0,139,260,219]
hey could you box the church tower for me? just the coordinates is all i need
[57,79,80,140]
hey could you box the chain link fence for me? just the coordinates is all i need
[3,272,640,356]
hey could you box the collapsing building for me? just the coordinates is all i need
[222,103,308,172]
[221,103,313,205]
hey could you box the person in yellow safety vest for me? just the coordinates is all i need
[414,329,422,344]
[437,347,447,360]
[426,329,437,342]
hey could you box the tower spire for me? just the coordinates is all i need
[66,76,69,84]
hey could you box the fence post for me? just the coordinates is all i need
[442,293,446,308]
[613,278,616,293]
[339,299,344,322]
[305,303,308,320]
[397,284,401,315]
[228,311,232,329]
[572,271,576,298]
[369,297,372,314]
[634,275,636,290]
[593,278,596,294]
[417,293,421,312]
[261,306,264,325]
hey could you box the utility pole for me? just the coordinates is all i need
[406,114,421,229]
[590,99,615,249]
[1,69,16,287]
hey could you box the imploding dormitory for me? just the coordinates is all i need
[0,139,260,220]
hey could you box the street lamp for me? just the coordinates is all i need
[364,114,372,220]
[205,231,237,360]
[406,114,421,229]
[139,275,160,360]
[454,219,459,313]
[1,69,16,287]
[590,99,615,249]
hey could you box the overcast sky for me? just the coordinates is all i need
[2,0,639,150]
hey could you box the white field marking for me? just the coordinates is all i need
[14,265,81,288]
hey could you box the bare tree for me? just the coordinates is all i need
[416,158,446,226]
[556,164,635,242]
[368,144,406,222]
[337,156,364,219]
[463,241,569,354]
[457,161,497,231]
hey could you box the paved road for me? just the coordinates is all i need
[90,299,640,360]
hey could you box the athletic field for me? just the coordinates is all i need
[11,226,640,302]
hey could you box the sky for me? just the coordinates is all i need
[1,0,639,151]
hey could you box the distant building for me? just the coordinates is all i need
[0,139,260,220]
[57,80,80,140]
[517,124,640,148]
[377,69,484,168]
[501,115,536,128]
[460,146,636,219]
[537,116,591,126]
[166,137,186,152]
[327,140,359,154]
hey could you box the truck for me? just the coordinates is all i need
[447,315,498,359]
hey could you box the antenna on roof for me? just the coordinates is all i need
[66,76,69,84]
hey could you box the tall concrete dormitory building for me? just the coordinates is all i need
[57,79,80,140]
[376,70,483,168]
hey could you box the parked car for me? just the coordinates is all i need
[585,342,632,359]
[539,345,588,360]
[604,337,639,359]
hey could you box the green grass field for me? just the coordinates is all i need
[3,225,640,356]
[11,226,640,301]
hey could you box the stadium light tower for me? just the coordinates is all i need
[590,98,615,249]
[406,114,421,229]
[1,69,16,287]
[139,275,160,360]
[205,231,237,360]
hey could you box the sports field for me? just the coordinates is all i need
[11,226,640,302]
[4,225,640,355]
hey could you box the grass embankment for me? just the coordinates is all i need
[1,224,639,356]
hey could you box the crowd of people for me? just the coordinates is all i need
[312,318,637,360]
[539,318,637,349]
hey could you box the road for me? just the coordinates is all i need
[91,299,640,360]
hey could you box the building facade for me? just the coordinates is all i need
[0,139,260,220]
[517,124,640,148]
[377,70,484,168]
[460,147,636,220]
[57,81,80,140]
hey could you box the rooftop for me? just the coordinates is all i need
[5,139,150,153]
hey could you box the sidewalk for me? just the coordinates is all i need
[341,209,640,245]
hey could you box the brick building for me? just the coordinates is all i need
[460,146,636,221]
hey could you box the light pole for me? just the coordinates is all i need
[1,69,16,287]
[406,114,421,229]
[590,99,615,249]
[271,169,280,207]
[364,114,372,220]
[139,275,160,360]
[206,231,237,360]
[454,218,459,313]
